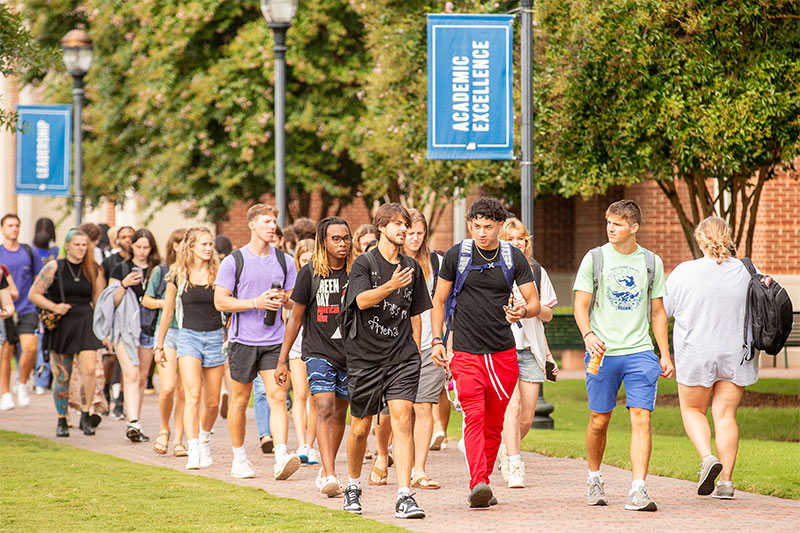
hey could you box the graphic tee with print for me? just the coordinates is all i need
[344,248,432,370]
[290,263,348,371]
[573,243,666,356]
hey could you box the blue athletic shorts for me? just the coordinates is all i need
[585,350,661,413]
[304,356,348,400]
[177,328,225,368]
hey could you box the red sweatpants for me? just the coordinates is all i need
[450,347,519,489]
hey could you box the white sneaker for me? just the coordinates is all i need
[186,447,201,470]
[497,442,509,480]
[15,383,30,407]
[508,461,525,488]
[297,444,310,463]
[34,386,46,396]
[458,438,466,455]
[231,456,256,479]
[315,468,325,490]
[306,447,321,465]
[274,452,301,480]
[320,475,342,497]
[199,440,213,468]
[0,392,15,411]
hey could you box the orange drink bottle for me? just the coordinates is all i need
[587,352,603,375]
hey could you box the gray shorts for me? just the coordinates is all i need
[17,312,39,335]
[518,348,544,383]
[228,342,281,384]
[415,347,446,403]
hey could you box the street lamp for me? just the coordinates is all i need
[261,0,298,228]
[61,27,93,227]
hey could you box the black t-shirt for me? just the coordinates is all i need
[439,242,534,354]
[290,263,348,371]
[0,272,8,290]
[344,248,432,369]
[110,260,150,300]
[178,284,220,332]
[102,252,126,284]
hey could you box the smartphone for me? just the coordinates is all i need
[132,266,143,277]
[545,360,557,383]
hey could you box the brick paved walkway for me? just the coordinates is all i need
[2,378,799,532]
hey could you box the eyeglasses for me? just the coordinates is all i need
[330,235,352,244]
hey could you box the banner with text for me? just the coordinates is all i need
[15,104,72,197]
[427,14,514,160]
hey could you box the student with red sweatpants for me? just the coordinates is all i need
[431,198,540,508]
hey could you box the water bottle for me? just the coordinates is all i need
[263,281,283,326]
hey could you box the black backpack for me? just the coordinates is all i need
[740,258,794,359]
[221,248,287,335]
[139,264,169,336]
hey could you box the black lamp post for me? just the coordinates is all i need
[261,0,298,228]
[61,27,93,227]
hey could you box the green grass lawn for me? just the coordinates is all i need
[0,431,405,533]
[446,378,800,500]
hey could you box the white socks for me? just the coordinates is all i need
[274,444,287,457]
[348,477,361,489]
[188,438,199,450]
[398,487,410,498]
[232,445,247,460]
[630,479,646,493]
[588,470,602,482]
[199,429,211,443]
[508,454,522,465]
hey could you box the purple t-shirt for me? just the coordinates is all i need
[0,244,44,316]
[215,245,296,346]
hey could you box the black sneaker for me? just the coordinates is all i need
[395,493,425,519]
[468,482,493,508]
[342,485,362,514]
[125,422,143,442]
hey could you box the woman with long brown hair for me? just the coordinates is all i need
[29,229,105,437]
[155,227,225,470]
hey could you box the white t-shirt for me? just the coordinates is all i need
[664,257,759,387]
[419,254,442,350]
[512,265,558,369]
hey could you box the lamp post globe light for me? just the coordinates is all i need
[61,27,93,226]
[261,0,298,228]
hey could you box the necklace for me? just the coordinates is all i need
[475,245,499,262]
[66,261,81,282]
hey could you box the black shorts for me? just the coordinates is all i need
[16,312,39,335]
[347,358,421,419]
[228,342,281,384]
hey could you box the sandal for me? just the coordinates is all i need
[153,430,170,455]
[412,475,441,490]
[173,443,188,457]
[368,456,388,486]
[260,436,274,454]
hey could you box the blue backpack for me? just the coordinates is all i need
[443,239,515,342]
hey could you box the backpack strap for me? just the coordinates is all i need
[740,258,758,356]
[308,260,322,307]
[430,252,440,298]
[365,250,380,288]
[499,241,515,292]
[275,248,288,286]
[530,258,542,293]
[22,244,35,269]
[443,240,475,343]
[642,247,657,323]
[155,264,169,298]
[231,249,245,337]
[588,247,603,318]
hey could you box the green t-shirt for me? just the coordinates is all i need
[573,243,666,356]
[145,265,178,329]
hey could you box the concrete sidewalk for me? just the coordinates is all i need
[2,380,799,532]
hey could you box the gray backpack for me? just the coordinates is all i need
[589,246,657,321]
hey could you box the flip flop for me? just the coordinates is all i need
[368,456,388,486]
[173,443,188,457]
[412,475,441,490]
[153,430,169,455]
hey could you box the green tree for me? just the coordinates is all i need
[25,0,370,222]
[534,0,800,256]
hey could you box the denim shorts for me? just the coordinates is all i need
[138,332,155,348]
[164,327,180,351]
[518,348,544,383]
[304,356,348,400]
[585,350,662,413]
[177,328,225,368]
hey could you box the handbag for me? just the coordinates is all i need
[38,260,66,331]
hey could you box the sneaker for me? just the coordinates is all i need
[457,438,466,455]
[199,440,213,468]
[274,452,301,480]
[712,482,735,500]
[697,455,723,496]
[111,401,125,421]
[625,486,658,512]
[468,482,493,508]
[231,456,256,479]
[497,442,509,480]
[186,447,201,470]
[34,386,46,396]
[587,477,608,506]
[315,468,325,490]
[297,444,310,464]
[430,430,446,451]
[342,485,363,514]
[395,493,425,519]
[321,475,342,497]
[306,448,320,465]
[125,422,144,443]
[15,384,29,407]
[507,461,525,489]
[0,392,15,411]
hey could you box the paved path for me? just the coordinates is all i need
[2,378,799,532]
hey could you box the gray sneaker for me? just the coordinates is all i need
[625,487,658,511]
[712,482,735,500]
[587,478,608,506]
[697,455,723,495]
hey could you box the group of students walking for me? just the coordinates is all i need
[0,195,766,519]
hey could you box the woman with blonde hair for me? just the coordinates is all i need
[353,224,377,256]
[154,227,225,470]
[143,228,188,456]
[496,217,558,488]
[665,216,759,500]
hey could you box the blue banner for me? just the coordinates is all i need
[427,14,514,160]
[15,104,72,197]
